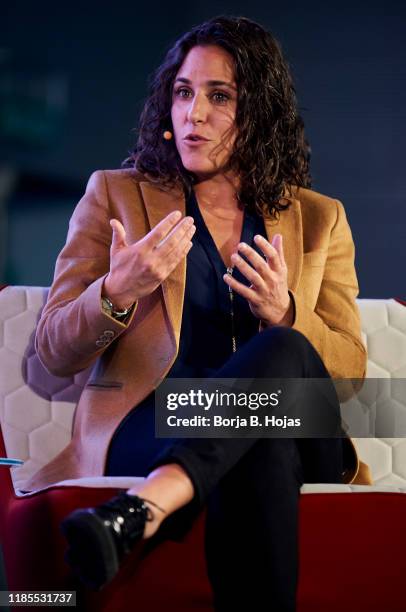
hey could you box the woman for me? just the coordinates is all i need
[26,15,370,612]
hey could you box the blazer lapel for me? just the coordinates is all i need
[263,196,303,292]
[139,182,187,344]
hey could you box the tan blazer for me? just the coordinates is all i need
[25,168,372,492]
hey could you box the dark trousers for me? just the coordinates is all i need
[106,327,344,612]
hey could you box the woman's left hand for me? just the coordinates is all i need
[223,234,294,327]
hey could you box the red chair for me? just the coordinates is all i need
[1,285,406,611]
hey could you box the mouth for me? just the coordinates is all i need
[182,136,210,148]
[183,134,210,143]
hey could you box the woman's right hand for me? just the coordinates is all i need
[103,211,195,309]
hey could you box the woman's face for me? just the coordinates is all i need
[171,45,238,181]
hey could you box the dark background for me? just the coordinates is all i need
[1,1,405,297]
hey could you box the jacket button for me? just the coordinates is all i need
[103,330,115,339]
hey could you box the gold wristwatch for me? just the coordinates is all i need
[101,296,134,321]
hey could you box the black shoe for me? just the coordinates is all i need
[61,491,154,590]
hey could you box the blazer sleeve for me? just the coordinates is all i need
[35,170,137,377]
[290,199,367,380]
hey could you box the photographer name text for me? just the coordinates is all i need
[166,415,301,429]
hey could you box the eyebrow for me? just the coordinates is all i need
[174,77,237,91]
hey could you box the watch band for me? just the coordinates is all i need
[101,296,133,319]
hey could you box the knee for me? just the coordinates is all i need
[251,326,327,378]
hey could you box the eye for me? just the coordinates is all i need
[174,87,192,99]
[211,91,230,104]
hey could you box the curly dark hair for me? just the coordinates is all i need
[124,15,312,218]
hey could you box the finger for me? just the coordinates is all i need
[179,239,194,260]
[164,240,194,277]
[157,217,195,256]
[230,253,266,289]
[252,235,283,271]
[110,219,128,250]
[143,210,183,249]
[237,242,275,277]
[163,225,196,269]
[223,272,258,303]
[271,234,285,264]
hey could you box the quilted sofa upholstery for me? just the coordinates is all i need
[1,286,406,611]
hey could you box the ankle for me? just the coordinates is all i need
[127,464,194,517]
[139,498,167,539]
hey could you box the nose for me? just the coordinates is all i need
[187,92,208,124]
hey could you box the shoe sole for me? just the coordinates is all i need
[61,510,120,590]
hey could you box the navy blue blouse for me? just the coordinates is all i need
[167,189,268,378]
